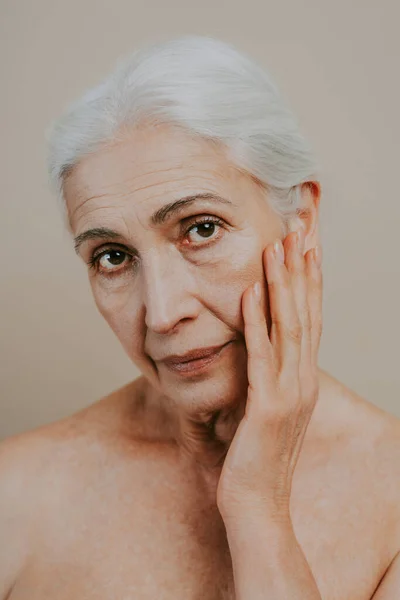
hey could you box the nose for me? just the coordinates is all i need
[142,250,199,335]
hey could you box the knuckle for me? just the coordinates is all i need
[279,320,302,345]
[292,257,306,274]
[270,274,291,292]
[266,280,280,297]
[246,320,261,332]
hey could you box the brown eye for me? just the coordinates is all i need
[188,221,217,241]
[87,247,133,276]
[185,216,224,244]
[98,250,128,270]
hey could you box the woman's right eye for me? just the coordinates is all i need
[88,248,133,276]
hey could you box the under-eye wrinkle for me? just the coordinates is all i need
[87,214,227,278]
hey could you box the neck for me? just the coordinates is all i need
[139,367,332,478]
[176,398,247,470]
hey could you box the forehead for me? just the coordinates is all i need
[63,122,249,231]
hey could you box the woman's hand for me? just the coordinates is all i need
[216,230,323,526]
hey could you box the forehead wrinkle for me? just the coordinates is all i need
[74,167,215,219]
[118,168,231,215]
[69,192,113,222]
[77,202,127,226]
[121,168,222,199]
[121,166,181,192]
[69,148,240,232]
[69,180,135,224]
[119,147,231,189]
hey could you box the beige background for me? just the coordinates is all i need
[1,0,399,440]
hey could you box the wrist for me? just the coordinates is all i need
[218,494,291,528]
[222,507,294,549]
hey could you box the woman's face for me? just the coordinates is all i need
[64,122,283,415]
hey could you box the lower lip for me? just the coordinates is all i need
[163,342,232,375]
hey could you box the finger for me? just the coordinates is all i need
[242,283,276,404]
[264,239,302,381]
[305,245,323,368]
[283,231,313,381]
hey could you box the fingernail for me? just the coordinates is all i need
[314,245,322,267]
[274,239,285,264]
[254,282,261,303]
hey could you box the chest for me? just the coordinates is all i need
[10,457,392,600]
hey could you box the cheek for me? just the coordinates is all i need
[200,242,265,334]
[91,281,144,357]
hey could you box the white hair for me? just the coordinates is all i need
[45,34,320,231]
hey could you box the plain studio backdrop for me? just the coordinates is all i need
[0,0,399,440]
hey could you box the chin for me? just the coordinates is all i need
[158,341,248,416]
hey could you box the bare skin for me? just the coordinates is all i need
[1,370,400,599]
[1,121,399,599]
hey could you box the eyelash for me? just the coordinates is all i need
[86,215,226,277]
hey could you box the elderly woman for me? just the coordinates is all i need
[1,35,399,600]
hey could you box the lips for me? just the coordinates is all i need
[163,341,233,375]
[163,342,229,366]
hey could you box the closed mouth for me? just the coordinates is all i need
[163,342,231,366]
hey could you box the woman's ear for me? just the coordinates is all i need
[286,181,321,253]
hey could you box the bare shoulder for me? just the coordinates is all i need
[0,373,178,529]
[317,368,400,449]
[0,377,148,597]
[0,375,149,483]
[352,387,400,578]
[0,411,86,597]
[318,369,400,537]
[339,373,400,474]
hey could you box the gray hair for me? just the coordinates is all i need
[45,34,320,232]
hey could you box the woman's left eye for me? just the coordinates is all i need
[184,216,224,245]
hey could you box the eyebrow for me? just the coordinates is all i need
[73,192,235,255]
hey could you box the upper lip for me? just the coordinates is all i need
[161,342,230,364]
